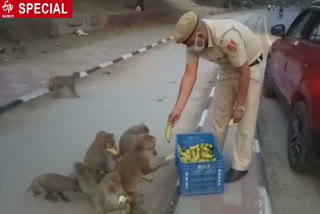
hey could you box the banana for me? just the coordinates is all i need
[191,150,196,160]
[228,118,234,126]
[178,145,183,155]
[165,123,172,143]
[182,157,189,163]
[119,195,129,204]
[201,152,213,159]
[189,144,199,150]
[181,152,190,160]
[106,148,119,156]
[179,143,217,163]
[193,150,200,162]
[165,154,175,161]
[142,174,153,182]
[204,144,213,149]
[196,146,200,153]
[201,147,211,153]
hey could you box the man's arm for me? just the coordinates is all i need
[222,30,250,123]
[236,62,250,107]
[174,61,199,112]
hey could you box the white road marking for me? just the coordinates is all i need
[258,187,273,214]
[209,86,215,98]
[122,53,133,60]
[264,16,273,46]
[19,88,49,102]
[253,139,261,153]
[79,71,88,78]
[138,47,147,53]
[151,43,158,47]
[161,39,167,43]
[198,109,208,128]
[99,61,113,68]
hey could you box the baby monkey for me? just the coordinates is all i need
[27,173,80,203]
[47,72,80,98]
[74,162,131,214]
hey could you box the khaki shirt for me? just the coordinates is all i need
[186,19,263,80]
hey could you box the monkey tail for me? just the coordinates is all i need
[73,162,97,195]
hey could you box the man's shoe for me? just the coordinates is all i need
[224,168,248,183]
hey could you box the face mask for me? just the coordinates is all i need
[188,33,205,53]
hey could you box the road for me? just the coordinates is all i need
[0,8,320,214]
[258,8,320,214]
[0,21,215,214]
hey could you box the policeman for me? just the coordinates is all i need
[168,11,264,182]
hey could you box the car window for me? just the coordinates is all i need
[287,11,317,39]
[309,19,320,45]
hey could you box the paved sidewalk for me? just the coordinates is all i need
[0,24,174,107]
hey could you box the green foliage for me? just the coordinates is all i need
[0,19,11,41]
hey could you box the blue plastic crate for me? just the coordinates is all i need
[175,133,225,196]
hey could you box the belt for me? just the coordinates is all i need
[249,54,263,67]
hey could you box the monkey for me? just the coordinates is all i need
[26,173,81,203]
[74,162,131,214]
[119,124,150,156]
[84,131,120,183]
[119,124,154,182]
[116,134,174,213]
[47,72,80,98]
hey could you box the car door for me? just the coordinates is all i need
[269,36,293,88]
[279,10,319,101]
[305,18,320,157]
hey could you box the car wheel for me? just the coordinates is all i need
[263,63,276,98]
[287,102,310,172]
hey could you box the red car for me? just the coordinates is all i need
[263,1,320,172]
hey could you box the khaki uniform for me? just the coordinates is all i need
[187,19,264,170]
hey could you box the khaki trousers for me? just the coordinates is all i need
[212,63,264,171]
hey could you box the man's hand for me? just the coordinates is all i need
[232,108,245,123]
[168,107,182,127]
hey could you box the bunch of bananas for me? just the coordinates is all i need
[178,143,216,163]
